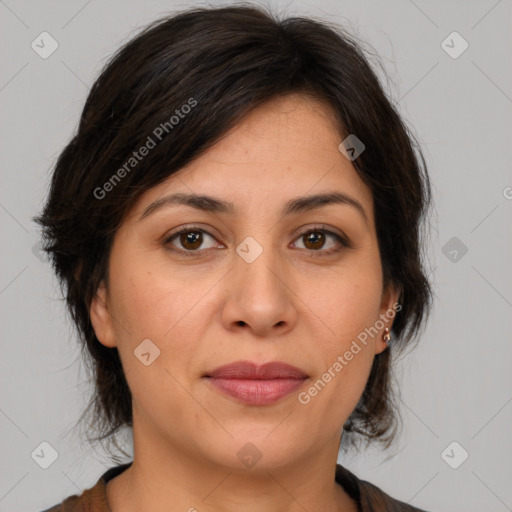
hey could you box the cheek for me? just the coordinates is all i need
[305,260,383,339]
[296,260,382,418]
[106,259,208,412]
[106,249,221,383]
[298,335,375,430]
[108,249,204,339]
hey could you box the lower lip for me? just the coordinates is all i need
[206,377,306,405]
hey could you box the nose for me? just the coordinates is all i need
[220,243,298,338]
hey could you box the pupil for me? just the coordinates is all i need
[306,231,324,249]
[183,231,201,249]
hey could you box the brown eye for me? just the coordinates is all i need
[179,230,203,250]
[164,227,219,254]
[302,231,326,250]
[164,224,350,258]
[293,227,349,255]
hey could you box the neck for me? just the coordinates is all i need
[106,414,358,512]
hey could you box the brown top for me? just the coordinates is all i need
[41,462,429,512]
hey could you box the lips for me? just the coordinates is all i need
[206,361,308,380]
[204,361,308,405]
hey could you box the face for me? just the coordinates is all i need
[90,93,399,471]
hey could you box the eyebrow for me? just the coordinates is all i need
[138,191,369,226]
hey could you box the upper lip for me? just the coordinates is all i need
[205,361,308,380]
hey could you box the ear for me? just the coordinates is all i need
[374,282,401,355]
[90,280,117,348]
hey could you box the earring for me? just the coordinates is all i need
[383,327,391,345]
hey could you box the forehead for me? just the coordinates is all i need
[127,93,374,224]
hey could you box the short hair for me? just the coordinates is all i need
[34,4,433,460]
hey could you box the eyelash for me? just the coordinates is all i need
[163,224,351,258]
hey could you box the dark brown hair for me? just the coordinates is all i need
[34,3,433,461]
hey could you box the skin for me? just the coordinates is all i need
[91,93,399,512]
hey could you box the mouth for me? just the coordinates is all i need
[203,361,308,406]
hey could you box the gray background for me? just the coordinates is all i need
[1,1,511,511]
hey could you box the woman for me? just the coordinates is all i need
[36,4,433,511]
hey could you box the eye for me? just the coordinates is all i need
[291,226,350,256]
[164,225,222,255]
[163,224,351,257]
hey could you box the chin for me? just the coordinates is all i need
[200,429,308,472]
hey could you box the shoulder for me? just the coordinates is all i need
[38,462,133,512]
[38,486,105,512]
[39,493,83,512]
[357,477,429,511]
[335,464,430,512]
